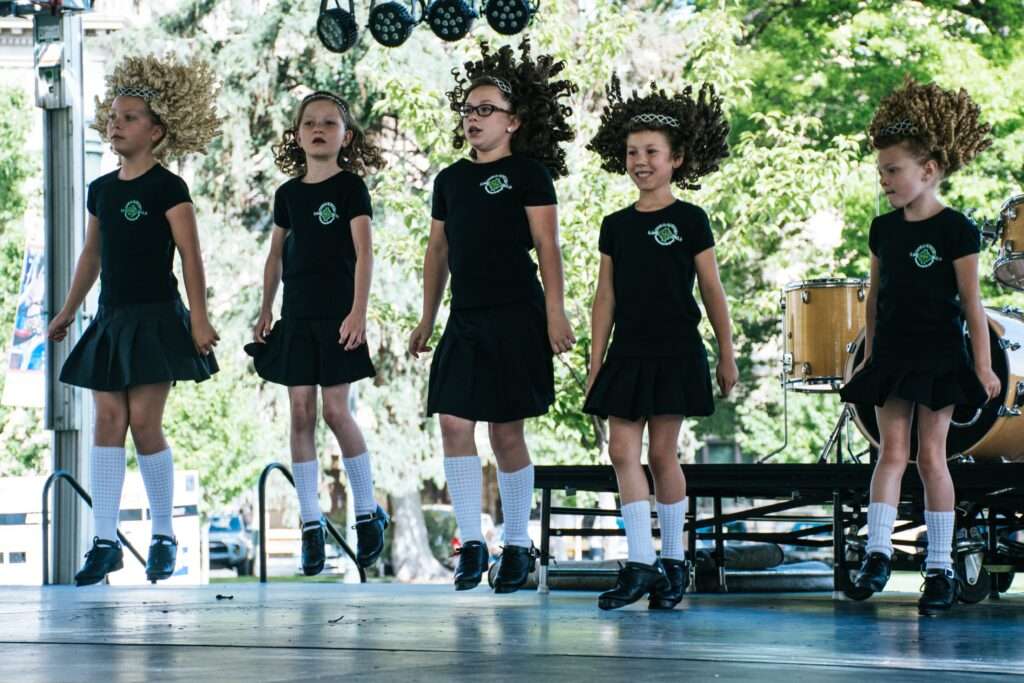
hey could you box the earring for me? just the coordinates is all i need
[506,127,513,133]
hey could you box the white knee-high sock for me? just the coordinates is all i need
[924,510,955,571]
[291,460,323,525]
[91,446,126,542]
[497,464,534,548]
[657,498,686,561]
[621,500,657,565]
[444,455,483,544]
[865,502,897,558]
[138,448,175,538]
[343,452,377,517]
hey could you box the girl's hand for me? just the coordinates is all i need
[47,309,73,342]
[548,310,576,355]
[408,320,433,358]
[191,315,220,356]
[716,355,739,398]
[976,365,1002,402]
[339,310,367,350]
[252,310,273,344]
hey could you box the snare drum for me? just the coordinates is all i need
[845,307,1024,461]
[782,278,867,392]
[994,194,1024,290]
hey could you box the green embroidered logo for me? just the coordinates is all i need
[314,202,338,226]
[480,174,512,195]
[910,244,942,269]
[648,223,682,246]
[121,200,147,222]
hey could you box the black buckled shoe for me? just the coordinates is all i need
[453,540,489,591]
[852,551,892,597]
[492,545,538,594]
[649,558,690,610]
[599,560,670,611]
[145,534,178,583]
[301,520,326,576]
[354,505,389,568]
[75,537,124,586]
[918,568,959,616]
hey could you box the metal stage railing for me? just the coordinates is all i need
[41,470,146,585]
[257,462,366,584]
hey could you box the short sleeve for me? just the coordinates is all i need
[273,186,291,230]
[86,180,97,216]
[161,174,192,213]
[949,213,981,261]
[346,175,373,220]
[430,171,447,221]
[689,206,715,254]
[523,160,557,206]
[598,217,613,255]
[868,217,881,257]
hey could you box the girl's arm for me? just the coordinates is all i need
[587,254,615,393]
[954,253,1001,400]
[339,215,373,350]
[695,247,738,397]
[47,213,101,341]
[862,254,880,361]
[254,226,287,342]
[408,218,449,357]
[168,202,219,355]
[527,204,575,354]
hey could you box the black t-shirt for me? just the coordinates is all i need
[87,164,190,306]
[600,200,716,357]
[431,155,556,310]
[869,207,979,357]
[274,171,373,319]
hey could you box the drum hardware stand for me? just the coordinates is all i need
[816,404,855,464]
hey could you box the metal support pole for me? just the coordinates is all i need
[537,487,552,594]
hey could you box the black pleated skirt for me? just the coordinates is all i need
[59,298,218,391]
[244,317,375,387]
[583,347,715,421]
[427,300,553,423]
[839,348,986,411]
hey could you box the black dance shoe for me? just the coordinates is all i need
[354,505,389,568]
[301,520,326,576]
[492,545,538,594]
[598,561,670,611]
[918,568,959,616]
[649,558,689,610]
[145,534,178,583]
[852,551,892,597]
[453,540,489,591]
[74,537,124,586]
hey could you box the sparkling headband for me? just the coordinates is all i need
[630,112,680,129]
[878,119,919,137]
[114,85,159,101]
[302,91,349,114]
[482,77,513,96]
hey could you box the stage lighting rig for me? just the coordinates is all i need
[425,0,476,42]
[317,0,359,53]
[368,1,422,48]
[482,0,536,35]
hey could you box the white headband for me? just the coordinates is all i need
[114,85,159,101]
[630,112,680,129]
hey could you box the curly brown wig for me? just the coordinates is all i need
[587,75,730,191]
[273,91,385,177]
[869,76,992,176]
[93,54,220,162]
[446,38,577,180]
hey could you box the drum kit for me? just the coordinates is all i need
[772,194,1024,463]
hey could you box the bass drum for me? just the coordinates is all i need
[845,307,1024,461]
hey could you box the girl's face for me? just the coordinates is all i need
[625,130,682,193]
[107,96,164,158]
[462,85,518,154]
[876,143,941,209]
[296,99,352,162]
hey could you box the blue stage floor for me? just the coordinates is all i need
[1,584,1022,681]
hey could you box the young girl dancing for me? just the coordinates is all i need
[840,78,999,615]
[585,76,738,610]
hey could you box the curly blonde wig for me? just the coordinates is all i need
[92,54,221,162]
[272,91,385,178]
[588,74,730,190]
[869,77,992,176]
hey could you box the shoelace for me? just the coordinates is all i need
[498,545,539,560]
[351,512,382,530]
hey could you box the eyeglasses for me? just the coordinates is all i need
[458,103,513,118]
